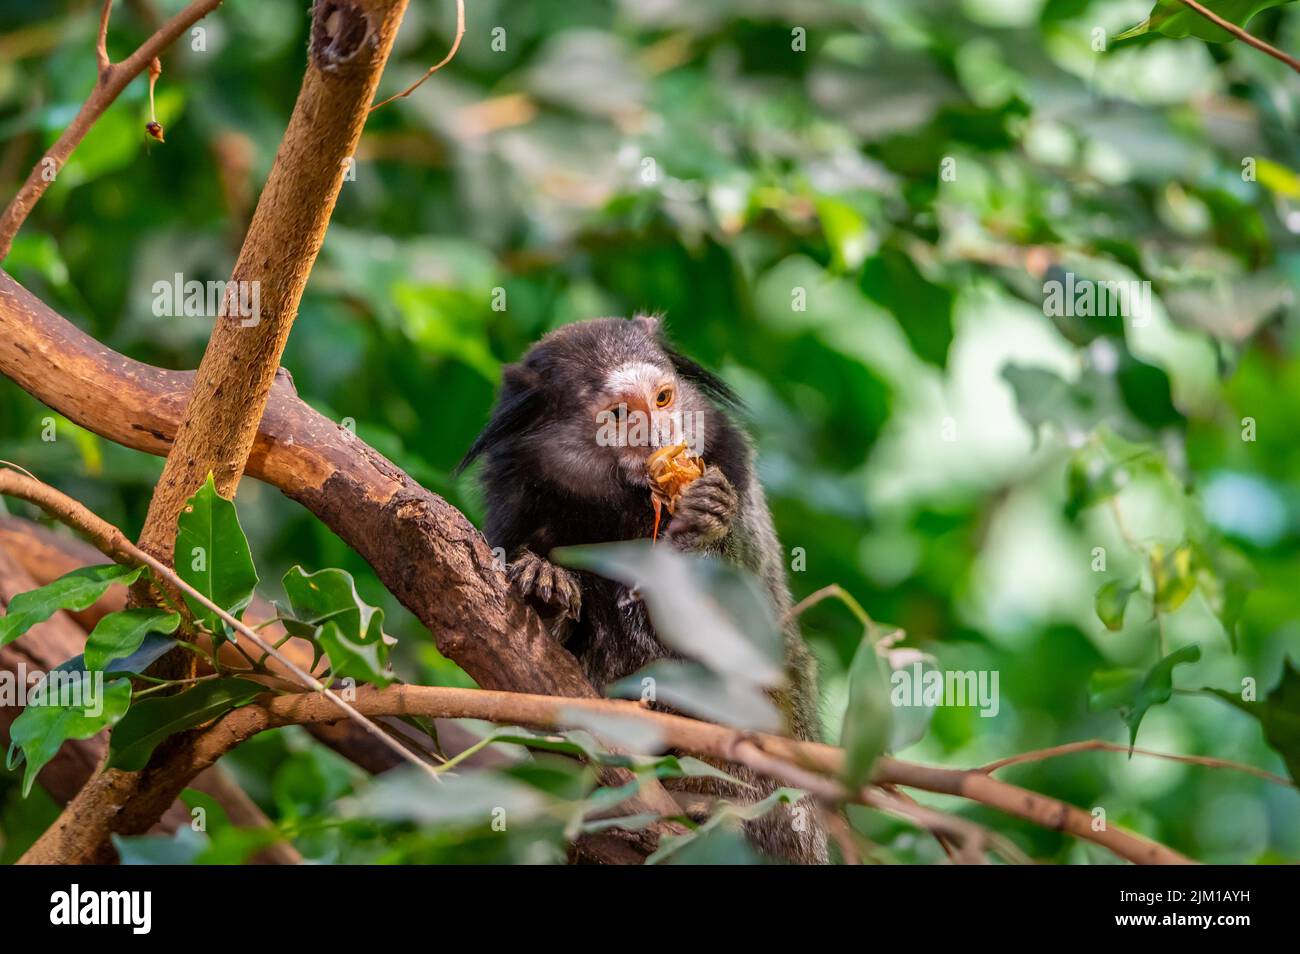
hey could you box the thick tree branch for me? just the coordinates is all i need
[0,270,596,701]
[16,684,1196,865]
[136,0,411,566]
[0,0,226,259]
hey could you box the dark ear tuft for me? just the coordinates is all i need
[659,336,744,413]
[632,313,661,336]
[455,364,544,475]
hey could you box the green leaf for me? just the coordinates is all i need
[9,667,132,796]
[840,634,892,789]
[107,678,265,772]
[555,542,784,686]
[1208,660,1300,786]
[860,245,954,368]
[278,566,391,681]
[607,660,782,731]
[344,765,551,827]
[1115,0,1291,43]
[175,474,258,632]
[279,566,385,638]
[815,195,873,272]
[1094,579,1138,631]
[316,620,392,686]
[646,787,805,865]
[1002,364,1109,444]
[1116,353,1182,431]
[1089,644,1201,748]
[1150,543,1197,613]
[652,755,754,788]
[84,608,181,671]
[0,564,142,649]
[1194,541,1254,651]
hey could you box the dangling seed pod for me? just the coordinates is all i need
[145,57,164,143]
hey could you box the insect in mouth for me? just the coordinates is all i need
[646,442,704,542]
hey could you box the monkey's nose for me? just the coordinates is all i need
[614,392,651,417]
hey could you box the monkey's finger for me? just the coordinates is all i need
[533,564,557,603]
[508,552,541,592]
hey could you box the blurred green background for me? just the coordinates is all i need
[2,0,1300,863]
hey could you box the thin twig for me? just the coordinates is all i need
[785,583,871,627]
[1175,0,1300,73]
[979,738,1294,788]
[96,0,113,74]
[369,0,465,112]
[0,466,439,780]
[0,0,224,259]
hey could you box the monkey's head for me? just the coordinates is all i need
[457,316,743,503]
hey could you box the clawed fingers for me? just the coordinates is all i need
[508,549,582,620]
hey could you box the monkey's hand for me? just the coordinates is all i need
[507,549,582,621]
[666,465,737,552]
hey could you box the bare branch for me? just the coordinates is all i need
[18,684,1192,865]
[0,0,226,259]
[96,0,113,74]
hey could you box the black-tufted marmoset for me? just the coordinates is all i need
[458,315,827,864]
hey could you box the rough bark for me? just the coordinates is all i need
[0,270,597,700]
[136,0,411,564]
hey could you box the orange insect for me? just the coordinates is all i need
[646,442,704,542]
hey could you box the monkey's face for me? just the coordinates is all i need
[594,359,710,483]
[460,316,737,507]
[530,356,714,502]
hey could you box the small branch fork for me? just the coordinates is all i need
[0,0,225,260]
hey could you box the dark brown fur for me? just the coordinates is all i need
[459,316,827,864]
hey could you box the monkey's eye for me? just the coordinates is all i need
[655,387,674,408]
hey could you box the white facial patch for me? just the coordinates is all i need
[604,361,666,396]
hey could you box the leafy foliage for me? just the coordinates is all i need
[108,678,265,771]
[8,666,132,795]
[2,0,1300,863]
[0,565,142,648]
